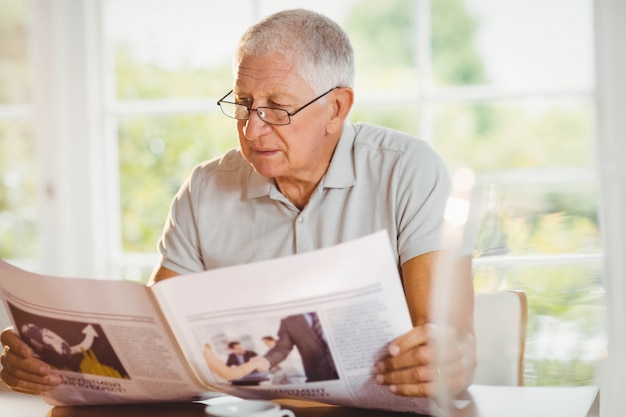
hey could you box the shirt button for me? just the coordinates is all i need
[298,217,304,224]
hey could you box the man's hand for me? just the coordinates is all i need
[249,356,271,372]
[0,327,62,394]
[374,324,473,398]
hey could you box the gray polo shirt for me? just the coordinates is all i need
[157,121,451,275]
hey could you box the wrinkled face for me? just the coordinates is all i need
[233,53,337,182]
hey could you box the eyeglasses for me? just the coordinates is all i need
[216,87,339,126]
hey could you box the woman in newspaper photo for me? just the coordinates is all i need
[1,7,476,402]
[202,344,268,381]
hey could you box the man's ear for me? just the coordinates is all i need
[326,87,354,135]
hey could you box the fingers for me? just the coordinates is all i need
[389,381,434,398]
[1,328,62,394]
[375,324,468,398]
[374,364,438,398]
[386,324,431,357]
[376,342,431,376]
[377,363,439,385]
[378,325,462,373]
[375,325,433,374]
[1,328,33,358]
[1,348,62,393]
[376,356,466,397]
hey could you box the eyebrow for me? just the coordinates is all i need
[233,90,297,103]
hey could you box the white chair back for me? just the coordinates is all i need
[473,290,527,385]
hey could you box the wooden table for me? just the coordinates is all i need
[0,385,599,417]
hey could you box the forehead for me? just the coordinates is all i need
[234,53,311,98]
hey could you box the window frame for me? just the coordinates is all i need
[24,0,111,277]
[593,0,626,413]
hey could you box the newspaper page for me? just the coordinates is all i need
[0,261,211,406]
[152,230,437,414]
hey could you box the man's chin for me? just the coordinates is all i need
[250,162,284,179]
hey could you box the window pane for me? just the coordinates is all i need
[351,103,419,134]
[343,0,419,93]
[0,0,36,260]
[431,0,489,87]
[472,174,603,386]
[259,0,419,93]
[474,260,605,386]
[118,113,237,252]
[107,0,253,100]
[432,0,594,89]
[0,0,31,104]
[0,120,38,259]
[433,97,594,172]
[472,172,601,257]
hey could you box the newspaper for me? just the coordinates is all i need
[0,231,436,414]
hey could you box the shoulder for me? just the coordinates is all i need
[192,148,247,177]
[350,122,448,173]
[281,315,305,327]
[351,122,441,161]
[185,148,250,189]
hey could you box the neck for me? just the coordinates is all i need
[274,176,321,210]
[274,131,342,209]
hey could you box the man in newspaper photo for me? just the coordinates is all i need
[262,312,339,383]
[1,7,476,402]
[226,342,258,368]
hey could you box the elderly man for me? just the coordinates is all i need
[1,8,475,398]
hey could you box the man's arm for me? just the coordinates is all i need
[375,251,476,397]
[263,318,296,368]
[148,265,180,286]
[401,251,436,326]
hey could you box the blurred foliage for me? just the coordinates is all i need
[474,261,605,387]
[0,121,38,259]
[344,0,418,91]
[0,0,30,103]
[345,0,487,87]
[436,101,594,173]
[118,114,237,252]
[474,176,601,257]
[0,0,37,260]
[431,0,488,85]
[526,359,599,387]
[349,104,419,135]
[116,45,234,100]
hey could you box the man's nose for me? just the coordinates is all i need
[243,109,271,139]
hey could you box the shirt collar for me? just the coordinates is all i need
[246,168,274,200]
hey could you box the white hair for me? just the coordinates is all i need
[234,8,355,94]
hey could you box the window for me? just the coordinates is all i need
[431,0,601,387]
[0,0,38,266]
[18,0,600,388]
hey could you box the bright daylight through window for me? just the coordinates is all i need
[0,0,600,389]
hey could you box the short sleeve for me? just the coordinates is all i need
[157,166,205,274]
[396,141,452,264]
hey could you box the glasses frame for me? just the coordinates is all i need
[216,87,339,126]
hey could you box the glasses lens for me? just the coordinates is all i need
[219,102,249,120]
[218,96,292,125]
[257,108,290,125]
